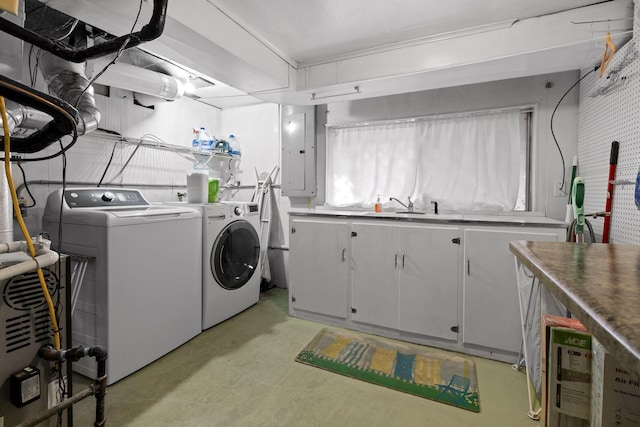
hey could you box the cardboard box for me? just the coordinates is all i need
[542,315,589,427]
[547,324,592,426]
[591,337,640,427]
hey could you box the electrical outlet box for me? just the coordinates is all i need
[10,367,41,408]
[48,377,67,409]
[554,181,566,197]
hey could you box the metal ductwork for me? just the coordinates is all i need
[37,49,100,135]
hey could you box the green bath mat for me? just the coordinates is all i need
[295,328,480,412]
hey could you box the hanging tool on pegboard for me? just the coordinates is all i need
[602,141,619,243]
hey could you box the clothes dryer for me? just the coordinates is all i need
[163,201,261,329]
[203,201,261,329]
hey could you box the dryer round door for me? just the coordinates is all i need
[211,220,260,290]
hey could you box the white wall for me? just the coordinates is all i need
[10,70,585,292]
[291,71,581,222]
[15,90,221,237]
[220,103,289,287]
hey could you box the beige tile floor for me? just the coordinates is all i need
[71,288,537,426]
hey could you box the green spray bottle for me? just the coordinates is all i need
[572,177,585,242]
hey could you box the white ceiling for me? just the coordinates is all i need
[194,0,634,106]
[39,0,636,108]
[209,0,611,65]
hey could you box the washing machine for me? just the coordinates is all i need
[42,188,202,385]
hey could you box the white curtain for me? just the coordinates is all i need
[326,122,421,208]
[326,110,521,212]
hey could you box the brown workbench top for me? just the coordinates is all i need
[509,240,640,377]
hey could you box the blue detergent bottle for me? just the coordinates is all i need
[228,134,241,157]
[191,128,201,149]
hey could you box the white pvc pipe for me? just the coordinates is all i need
[0,170,12,244]
[0,241,24,253]
[0,248,59,281]
[92,58,184,101]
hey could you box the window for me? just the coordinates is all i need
[326,108,532,212]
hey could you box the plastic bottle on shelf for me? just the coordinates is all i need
[198,127,213,151]
[228,134,241,157]
[191,128,201,149]
[374,194,382,213]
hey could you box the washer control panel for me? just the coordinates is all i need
[229,202,259,218]
[64,189,150,208]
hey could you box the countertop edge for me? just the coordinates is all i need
[289,209,567,228]
[509,240,640,378]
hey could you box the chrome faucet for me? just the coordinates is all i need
[390,196,414,213]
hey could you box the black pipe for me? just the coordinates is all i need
[0,0,168,63]
[0,74,78,153]
[36,345,108,427]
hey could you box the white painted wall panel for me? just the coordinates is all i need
[301,71,580,221]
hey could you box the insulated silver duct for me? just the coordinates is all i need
[0,52,101,136]
[36,49,100,135]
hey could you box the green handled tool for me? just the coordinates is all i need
[572,177,585,242]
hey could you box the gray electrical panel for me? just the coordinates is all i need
[281,105,317,197]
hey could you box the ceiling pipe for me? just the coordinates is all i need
[92,57,184,102]
[0,0,168,62]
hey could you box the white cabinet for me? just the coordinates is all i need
[287,212,566,362]
[351,222,400,329]
[398,225,460,341]
[462,228,563,354]
[288,218,349,318]
[351,222,460,341]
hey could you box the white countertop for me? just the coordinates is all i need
[288,207,567,228]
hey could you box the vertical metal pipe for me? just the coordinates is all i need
[0,1,23,244]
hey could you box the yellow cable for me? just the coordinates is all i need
[1,96,61,350]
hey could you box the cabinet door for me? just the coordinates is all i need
[463,229,561,353]
[351,222,400,329]
[289,219,349,318]
[399,226,460,341]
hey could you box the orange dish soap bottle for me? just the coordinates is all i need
[374,194,382,213]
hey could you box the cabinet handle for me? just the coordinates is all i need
[401,253,405,269]
[394,253,398,268]
[467,259,471,276]
[341,248,346,262]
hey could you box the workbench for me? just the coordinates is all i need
[509,240,640,378]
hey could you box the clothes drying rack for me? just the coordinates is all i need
[252,166,280,282]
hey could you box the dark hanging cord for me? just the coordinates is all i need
[74,0,145,109]
[15,161,36,208]
[550,67,597,192]
[28,44,39,87]
[55,138,67,427]
[6,129,78,162]
[97,140,119,187]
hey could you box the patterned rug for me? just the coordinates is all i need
[295,328,480,412]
